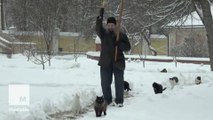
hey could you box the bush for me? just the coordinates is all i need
[171,34,209,57]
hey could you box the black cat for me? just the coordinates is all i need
[94,96,107,117]
[152,82,167,94]
[160,68,167,73]
[195,76,202,85]
[124,81,131,91]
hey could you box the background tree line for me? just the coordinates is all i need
[2,0,213,70]
[4,0,191,36]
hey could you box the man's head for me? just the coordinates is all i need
[106,17,116,32]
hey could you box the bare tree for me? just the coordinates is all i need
[142,29,157,56]
[30,52,49,70]
[192,0,213,70]
[102,0,181,56]
[24,32,50,70]
[5,0,213,70]
[18,34,37,61]
[143,0,213,70]
[5,0,30,30]
[22,0,70,66]
[66,0,101,61]
[171,33,208,57]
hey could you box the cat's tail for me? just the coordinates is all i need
[163,87,167,91]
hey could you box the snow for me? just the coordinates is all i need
[0,36,11,44]
[12,42,36,45]
[0,42,8,48]
[2,31,80,37]
[167,11,203,27]
[150,34,167,39]
[0,54,213,120]
[95,36,101,44]
[86,51,210,62]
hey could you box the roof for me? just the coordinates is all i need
[150,34,167,39]
[167,6,213,28]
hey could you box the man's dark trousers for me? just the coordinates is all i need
[100,63,124,104]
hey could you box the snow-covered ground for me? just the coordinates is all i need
[0,54,213,120]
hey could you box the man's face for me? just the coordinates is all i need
[106,23,116,32]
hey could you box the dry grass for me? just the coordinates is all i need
[16,35,167,55]
[130,40,167,55]
[151,40,167,55]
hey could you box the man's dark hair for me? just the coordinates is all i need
[107,17,116,25]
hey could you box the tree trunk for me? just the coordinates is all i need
[197,0,213,71]
[41,54,46,70]
[1,0,5,30]
[48,54,51,66]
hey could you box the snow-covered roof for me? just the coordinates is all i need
[0,36,11,44]
[150,34,167,39]
[13,42,36,45]
[167,12,203,27]
[167,6,213,27]
[0,42,8,48]
[2,31,81,37]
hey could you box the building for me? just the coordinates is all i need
[0,3,37,56]
[0,29,37,56]
[164,8,209,56]
[94,34,167,55]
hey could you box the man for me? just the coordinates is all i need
[96,7,131,107]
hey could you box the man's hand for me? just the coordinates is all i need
[102,0,107,8]
[99,0,107,18]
